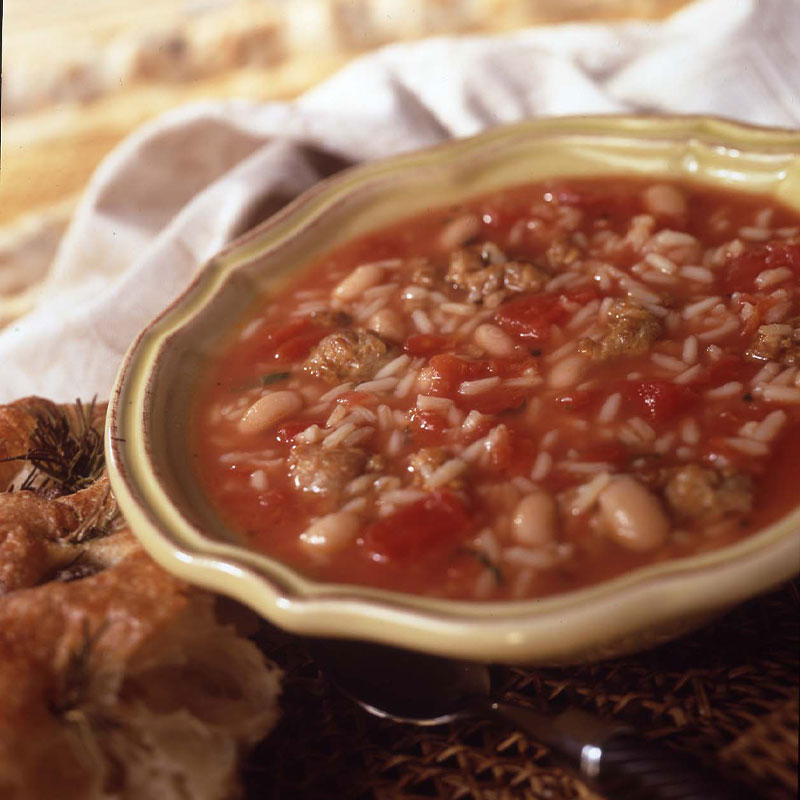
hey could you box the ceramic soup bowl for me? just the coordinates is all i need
[107,115,800,664]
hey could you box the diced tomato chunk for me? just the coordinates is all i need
[362,490,471,564]
[495,293,567,340]
[465,387,527,415]
[259,318,328,363]
[625,380,698,422]
[427,354,489,399]
[494,288,598,342]
[554,389,595,412]
[264,319,309,348]
[405,334,452,357]
[563,288,601,307]
[760,240,800,273]
[425,353,536,413]
[486,432,536,474]
[428,353,479,394]
[486,356,539,379]
[721,251,766,293]
[274,332,324,362]
[407,408,449,445]
[734,292,790,337]
[427,354,538,404]
[721,241,800,293]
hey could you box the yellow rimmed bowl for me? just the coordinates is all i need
[107,115,800,665]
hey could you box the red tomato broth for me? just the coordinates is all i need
[189,177,800,600]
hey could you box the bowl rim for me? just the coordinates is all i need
[107,113,800,663]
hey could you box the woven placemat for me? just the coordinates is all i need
[243,579,798,800]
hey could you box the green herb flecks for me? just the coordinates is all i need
[260,372,291,387]
[239,372,291,391]
[464,548,505,585]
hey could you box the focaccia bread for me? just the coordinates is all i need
[0,398,281,800]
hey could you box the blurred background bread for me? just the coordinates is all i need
[0,0,688,323]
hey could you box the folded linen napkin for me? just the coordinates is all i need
[1,0,797,403]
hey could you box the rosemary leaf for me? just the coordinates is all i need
[1,398,104,497]
[50,619,107,716]
[68,486,122,544]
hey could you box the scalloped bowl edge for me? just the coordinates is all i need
[107,115,800,664]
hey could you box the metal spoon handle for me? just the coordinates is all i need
[486,704,748,800]
[592,732,748,800]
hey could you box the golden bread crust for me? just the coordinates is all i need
[0,397,59,490]
[0,553,192,799]
[0,398,282,800]
[0,477,125,593]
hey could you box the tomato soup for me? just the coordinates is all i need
[189,178,800,600]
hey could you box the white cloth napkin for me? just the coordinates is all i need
[1,0,798,403]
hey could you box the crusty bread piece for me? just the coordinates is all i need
[0,398,133,593]
[0,398,282,800]
[0,552,282,800]
[0,397,57,490]
[0,476,133,594]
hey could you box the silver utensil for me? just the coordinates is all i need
[312,638,750,800]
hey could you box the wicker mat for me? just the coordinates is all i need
[243,579,798,800]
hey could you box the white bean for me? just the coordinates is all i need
[333,263,384,302]
[547,354,588,389]
[368,308,405,342]
[511,491,558,547]
[643,184,687,218]
[299,511,360,553]
[239,390,303,434]
[474,323,516,358]
[598,476,670,552]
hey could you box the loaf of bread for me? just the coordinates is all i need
[0,398,282,800]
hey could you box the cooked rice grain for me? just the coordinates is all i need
[530,451,553,481]
[725,437,769,456]
[597,392,622,423]
[758,384,800,404]
[755,268,792,289]
[459,376,501,395]
[706,381,743,399]
[680,265,714,283]
[374,354,411,379]
[322,422,357,449]
[752,410,787,442]
[683,296,722,319]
